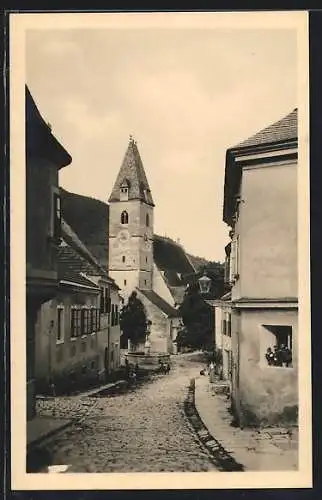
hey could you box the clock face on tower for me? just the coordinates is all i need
[118,230,130,244]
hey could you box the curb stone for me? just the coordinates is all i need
[31,380,125,451]
[184,378,244,472]
[27,420,73,453]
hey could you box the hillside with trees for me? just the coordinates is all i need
[60,189,221,277]
[60,188,109,268]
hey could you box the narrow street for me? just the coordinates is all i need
[37,354,218,472]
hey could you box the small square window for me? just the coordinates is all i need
[262,325,293,368]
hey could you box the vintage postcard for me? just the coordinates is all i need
[10,10,311,490]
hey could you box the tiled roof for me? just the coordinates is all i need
[58,245,96,275]
[61,219,109,279]
[138,289,179,318]
[26,85,72,168]
[233,108,298,150]
[60,187,109,267]
[108,137,154,206]
[223,108,298,225]
[57,246,100,289]
[60,270,100,289]
[59,220,121,291]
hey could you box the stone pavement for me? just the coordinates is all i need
[29,381,127,456]
[32,356,219,473]
[194,375,298,471]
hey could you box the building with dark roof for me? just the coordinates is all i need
[222,108,298,428]
[108,136,195,353]
[26,86,72,421]
[35,219,122,395]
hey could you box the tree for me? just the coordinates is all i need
[177,288,214,350]
[119,291,148,348]
[176,262,227,351]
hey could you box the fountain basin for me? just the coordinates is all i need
[125,352,170,371]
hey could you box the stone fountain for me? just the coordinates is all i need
[125,320,170,372]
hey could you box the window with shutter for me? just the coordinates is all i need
[80,309,85,335]
[71,309,76,338]
[97,309,101,331]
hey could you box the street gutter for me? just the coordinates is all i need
[184,378,244,472]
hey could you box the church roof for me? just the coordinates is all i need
[138,289,179,318]
[108,137,154,206]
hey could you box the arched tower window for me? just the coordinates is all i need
[146,213,149,227]
[121,211,128,224]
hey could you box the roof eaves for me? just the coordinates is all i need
[230,137,298,157]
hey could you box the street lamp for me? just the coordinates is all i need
[198,273,212,295]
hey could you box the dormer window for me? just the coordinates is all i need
[121,211,128,225]
[120,179,130,201]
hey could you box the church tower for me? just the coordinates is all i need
[108,136,154,298]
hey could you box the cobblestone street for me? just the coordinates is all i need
[36,354,218,472]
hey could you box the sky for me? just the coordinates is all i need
[26,24,297,261]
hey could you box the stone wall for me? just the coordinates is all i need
[137,290,171,353]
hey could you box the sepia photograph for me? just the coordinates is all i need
[10,10,311,490]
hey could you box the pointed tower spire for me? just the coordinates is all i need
[108,136,155,206]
